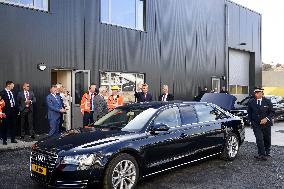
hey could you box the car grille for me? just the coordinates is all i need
[30,148,58,184]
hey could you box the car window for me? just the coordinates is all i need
[154,107,181,128]
[94,108,158,132]
[179,106,198,125]
[195,104,218,122]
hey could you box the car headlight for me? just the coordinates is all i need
[62,154,96,170]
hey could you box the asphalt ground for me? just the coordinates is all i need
[0,142,283,189]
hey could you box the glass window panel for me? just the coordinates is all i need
[2,0,49,11]
[101,0,109,22]
[75,71,89,104]
[111,0,135,28]
[154,107,181,128]
[195,104,217,122]
[100,71,145,103]
[229,85,237,94]
[19,0,33,6]
[180,106,198,125]
[136,0,145,30]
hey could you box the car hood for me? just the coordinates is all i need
[200,93,237,111]
[36,128,132,152]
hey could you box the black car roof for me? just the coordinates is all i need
[120,101,208,110]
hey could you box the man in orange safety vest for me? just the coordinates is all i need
[107,85,124,112]
[80,83,97,127]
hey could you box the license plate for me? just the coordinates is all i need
[31,164,47,176]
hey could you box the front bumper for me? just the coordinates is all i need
[30,149,105,188]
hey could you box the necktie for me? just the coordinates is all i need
[25,91,30,100]
[162,95,165,102]
[90,94,93,111]
[257,100,261,106]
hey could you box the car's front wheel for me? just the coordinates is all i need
[103,153,139,189]
[221,132,239,161]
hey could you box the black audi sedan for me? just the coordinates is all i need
[30,101,245,189]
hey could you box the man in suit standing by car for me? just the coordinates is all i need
[47,85,66,137]
[158,85,174,102]
[248,87,274,161]
[18,82,36,139]
[94,86,108,121]
[0,81,18,145]
[134,83,153,103]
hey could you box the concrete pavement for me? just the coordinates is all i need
[245,121,284,146]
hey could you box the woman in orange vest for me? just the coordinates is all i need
[108,86,124,112]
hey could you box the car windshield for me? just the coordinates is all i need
[93,108,158,132]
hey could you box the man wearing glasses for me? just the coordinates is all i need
[17,82,36,139]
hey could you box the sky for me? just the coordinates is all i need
[231,0,284,64]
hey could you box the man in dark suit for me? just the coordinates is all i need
[194,86,208,101]
[248,87,274,161]
[158,85,174,101]
[46,85,66,137]
[220,86,229,94]
[0,81,18,145]
[93,86,108,121]
[134,83,153,103]
[17,82,36,139]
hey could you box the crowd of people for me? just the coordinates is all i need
[1,80,229,143]
[194,86,229,101]
[46,83,175,136]
[0,81,36,145]
[0,80,273,161]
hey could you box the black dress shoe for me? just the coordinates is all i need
[30,135,35,139]
[265,154,272,158]
[3,141,7,145]
[11,140,18,143]
[254,155,267,161]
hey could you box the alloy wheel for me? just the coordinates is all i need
[112,160,137,189]
[227,135,239,158]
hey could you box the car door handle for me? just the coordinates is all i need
[180,133,187,138]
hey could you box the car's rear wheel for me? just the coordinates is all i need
[221,132,239,161]
[103,153,139,189]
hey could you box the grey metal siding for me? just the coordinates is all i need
[0,0,261,133]
[227,1,262,91]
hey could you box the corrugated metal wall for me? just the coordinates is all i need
[0,0,261,133]
[227,1,262,92]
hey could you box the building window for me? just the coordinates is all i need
[101,0,146,31]
[100,71,145,103]
[229,85,248,94]
[0,0,49,11]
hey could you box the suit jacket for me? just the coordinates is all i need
[135,92,153,103]
[47,93,63,120]
[93,95,108,120]
[0,89,18,115]
[158,93,174,101]
[248,97,274,127]
[17,90,36,112]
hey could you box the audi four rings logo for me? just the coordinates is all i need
[37,155,46,162]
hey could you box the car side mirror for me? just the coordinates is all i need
[150,123,170,134]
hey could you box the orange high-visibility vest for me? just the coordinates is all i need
[108,95,123,111]
[80,92,94,113]
[0,99,5,118]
